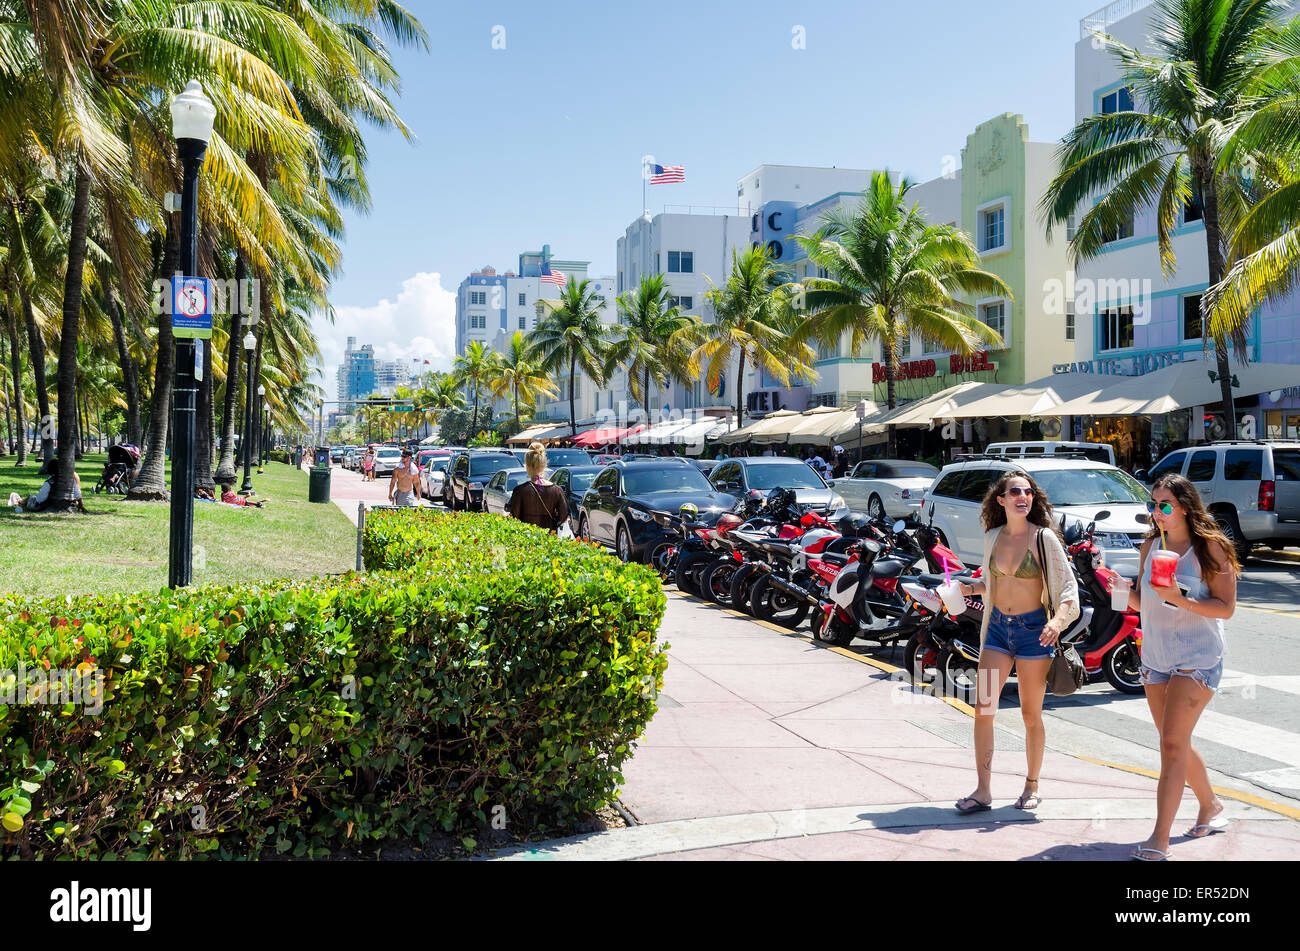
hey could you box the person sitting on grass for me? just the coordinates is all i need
[11,472,86,513]
[195,486,216,502]
[219,483,268,508]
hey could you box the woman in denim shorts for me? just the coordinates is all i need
[1125,473,1239,861]
[953,471,1079,816]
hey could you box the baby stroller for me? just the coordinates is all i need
[95,443,140,495]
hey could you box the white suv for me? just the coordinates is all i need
[1138,440,1300,560]
[921,454,1152,576]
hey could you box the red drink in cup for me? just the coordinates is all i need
[1150,549,1179,588]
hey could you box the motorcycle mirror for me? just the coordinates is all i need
[892,520,906,533]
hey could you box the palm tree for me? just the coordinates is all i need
[794,171,1009,453]
[452,340,498,439]
[487,331,559,425]
[689,245,816,427]
[1041,0,1300,440]
[607,274,702,414]
[529,279,611,437]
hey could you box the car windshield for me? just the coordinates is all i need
[376,450,400,460]
[503,471,531,490]
[546,449,590,466]
[623,467,715,496]
[470,455,516,477]
[427,458,450,473]
[1031,468,1150,506]
[744,463,825,490]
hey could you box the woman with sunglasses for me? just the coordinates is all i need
[1127,473,1239,861]
[953,471,1079,815]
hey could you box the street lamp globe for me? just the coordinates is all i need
[258,384,266,397]
[243,331,255,352]
[170,80,216,144]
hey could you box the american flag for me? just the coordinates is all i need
[540,264,566,286]
[649,164,685,184]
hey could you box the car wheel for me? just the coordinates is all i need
[1213,508,1251,563]
[577,515,590,541]
[616,523,633,562]
[868,494,885,521]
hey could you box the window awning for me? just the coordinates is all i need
[1044,359,1300,417]
[572,425,645,447]
[718,409,801,444]
[624,417,698,445]
[941,372,1112,419]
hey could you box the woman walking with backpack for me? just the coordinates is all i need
[1126,473,1239,861]
[953,470,1079,815]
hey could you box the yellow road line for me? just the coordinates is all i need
[666,587,1297,819]
[1239,604,1300,617]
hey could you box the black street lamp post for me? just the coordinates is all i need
[168,81,215,589]
[256,384,265,472]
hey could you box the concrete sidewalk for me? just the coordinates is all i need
[494,591,1300,861]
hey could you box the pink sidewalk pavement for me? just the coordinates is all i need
[494,591,1300,861]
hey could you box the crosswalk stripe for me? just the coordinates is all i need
[1219,669,1300,699]
[1062,693,1300,769]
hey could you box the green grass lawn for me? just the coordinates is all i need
[0,455,355,599]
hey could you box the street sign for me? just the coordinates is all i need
[392,404,414,412]
[172,276,212,339]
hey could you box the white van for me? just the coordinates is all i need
[985,441,1115,466]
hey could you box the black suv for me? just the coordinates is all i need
[445,451,518,511]
[577,461,738,562]
[549,465,607,533]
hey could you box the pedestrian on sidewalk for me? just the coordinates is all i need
[508,442,568,533]
[388,449,422,506]
[362,450,375,482]
[954,471,1079,815]
[1126,473,1239,861]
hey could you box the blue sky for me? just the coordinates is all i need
[316,0,1093,398]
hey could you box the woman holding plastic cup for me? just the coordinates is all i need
[953,471,1079,815]
[1128,473,1239,861]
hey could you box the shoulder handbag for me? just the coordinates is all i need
[528,480,572,536]
[1039,528,1086,696]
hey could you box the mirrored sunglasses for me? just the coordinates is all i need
[1146,500,1174,515]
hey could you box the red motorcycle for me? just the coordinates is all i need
[1063,510,1144,693]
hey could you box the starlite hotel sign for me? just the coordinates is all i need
[1053,349,1187,377]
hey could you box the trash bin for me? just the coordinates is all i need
[308,466,331,504]
[290,450,301,468]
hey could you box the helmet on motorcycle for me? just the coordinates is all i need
[715,513,743,535]
[766,486,797,512]
[678,502,699,522]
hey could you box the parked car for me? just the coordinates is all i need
[538,447,592,467]
[445,451,519,511]
[921,455,1152,576]
[707,457,847,515]
[578,461,738,562]
[986,441,1116,465]
[330,445,347,463]
[482,467,550,516]
[691,459,719,477]
[549,465,606,532]
[421,454,454,499]
[590,453,621,466]
[829,459,939,520]
[1136,439,1300,559]
[372,447,403,478]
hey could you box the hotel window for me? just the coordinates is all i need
[896,335,911,359]
[518,315,526,330]
[670,295,694,311]
[1101,213,1134,243]
[922,336,943,355]
[518,293,526,306]
[1066,302,1075,341]
[469,291,486,305]
[979,300,1006,343]
[1182,294,1203,340]
[976,199,1009,254]
[816,265,829,279]
[1099,306,1135,350]
[1066,215,1077,241]
[470,313,486,329]
[1100,86,1134,114]
[668,251,694,273]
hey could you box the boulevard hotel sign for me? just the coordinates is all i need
[873,351,995,384]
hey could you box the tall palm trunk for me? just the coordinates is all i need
[1201,173,1236,439]
[102,259,142,446]
[22,287,52,467]
[215,254,246,482]
[569,353,576,436]
[0,332,11,456]
[4,300,26,464]
[50,161,92,508]
[128,217,179,500]
[734,349,746,425]
[884,330,898,457]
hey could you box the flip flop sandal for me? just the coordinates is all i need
[1130,846,1171,861]
[1014,792,1042,810]
[1185,816,1229,838]
[955,796,992,815]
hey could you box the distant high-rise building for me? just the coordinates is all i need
[336,337,375,412]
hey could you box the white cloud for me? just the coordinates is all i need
[313,272,457,403]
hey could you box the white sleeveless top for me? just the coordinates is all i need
[1139,545,1225,672]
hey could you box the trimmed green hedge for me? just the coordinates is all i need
[0,510,667,858]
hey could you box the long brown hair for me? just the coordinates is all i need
[980,470,1060,537]
[1145,473,1242,581]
